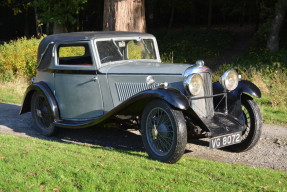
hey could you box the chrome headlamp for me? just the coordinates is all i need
[184,74,203,96]
[220,69,239,91]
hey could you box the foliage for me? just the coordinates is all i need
[0,134,287,191]
[32,0,87,26]
[214,48,287,124]
[158,28,287,125]
[155,28,234,64]
[2,0,87,32]
[59,46,85,57]
[0,37,41,82]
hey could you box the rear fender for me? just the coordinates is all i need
[19,82,60,121]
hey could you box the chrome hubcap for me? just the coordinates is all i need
[36,109,42,118]
[152,125,158,140]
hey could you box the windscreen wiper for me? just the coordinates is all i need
[112,39,123,58]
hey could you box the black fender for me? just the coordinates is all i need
[54,87,190,128]
[213,80,261,119]
[213,80,261,98]
[19,82,60,121]
[134,87,190,110]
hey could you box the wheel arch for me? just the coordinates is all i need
[213,80,261,98]
[19,82,60,121]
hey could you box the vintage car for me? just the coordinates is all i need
[20,32,262,163]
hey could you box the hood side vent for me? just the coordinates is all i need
[116,82,159,101]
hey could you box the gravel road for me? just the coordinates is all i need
[1,102,286,171]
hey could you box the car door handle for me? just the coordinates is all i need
[91,77,98,81]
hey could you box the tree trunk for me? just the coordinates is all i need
[103,0,146,32]
[267,0,287,52]
[207,0,213,29]
[53,23,68,34]
[168,0,175,30]
[24,10,29,37]
[34,7,40,37]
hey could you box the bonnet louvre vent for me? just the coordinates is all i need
[116,82,159,101]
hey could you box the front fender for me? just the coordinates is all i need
[53,87,190,128]
[117,87,190,113]
[213,80,261,98]
[213,80,261,119]
[19,82,60,121]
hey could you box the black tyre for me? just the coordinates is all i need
[141,100,187,163]
[227,96,263,152]
[31,91,57,136]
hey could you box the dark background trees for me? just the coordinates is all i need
[0,0,286,52]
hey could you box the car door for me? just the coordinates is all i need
[54,42,103,120]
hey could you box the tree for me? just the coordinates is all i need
[266,0,287,52]
[103,0,146,32]
[33,0,87,34]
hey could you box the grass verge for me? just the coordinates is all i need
[0,80,27,104]
[0,134,286,191]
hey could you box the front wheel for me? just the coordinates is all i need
[227,96,263,152]
[141,100,187,163]
[31,91,57,136]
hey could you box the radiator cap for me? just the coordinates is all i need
[196,60,205,66]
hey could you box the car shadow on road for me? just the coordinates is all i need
[1,102,212,157]
[0,103,145,154]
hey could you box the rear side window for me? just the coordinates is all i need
[57,43,93,66]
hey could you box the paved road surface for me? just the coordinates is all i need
[1,103,286,170]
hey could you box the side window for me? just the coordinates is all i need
[57,43,93,65]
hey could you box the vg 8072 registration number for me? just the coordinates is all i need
[209,132,242,149]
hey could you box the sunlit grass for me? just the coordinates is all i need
[0,134,286,191]
[0,80,28,104]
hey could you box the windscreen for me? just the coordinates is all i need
[96,39,157,64]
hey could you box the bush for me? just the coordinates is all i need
[0,37,42,82]
[214,48,287,124]
[154,28,234,64]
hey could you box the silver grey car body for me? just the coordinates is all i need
[20,32,263,163]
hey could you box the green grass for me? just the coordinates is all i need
[0,81,27,104]
[0,134,286,191]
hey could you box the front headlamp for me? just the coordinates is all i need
[220,69,239,91]
[185,74,203,96]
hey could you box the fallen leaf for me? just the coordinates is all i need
[0,156,5,159]
[53,188,59,191]
[259,186,269,189]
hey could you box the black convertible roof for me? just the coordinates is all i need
[37,31,155,69]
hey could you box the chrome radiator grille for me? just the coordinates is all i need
[116,82,158,101]
[190,73,214,118]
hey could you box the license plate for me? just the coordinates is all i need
[209,132,242,149]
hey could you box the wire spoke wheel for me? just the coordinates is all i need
[31,91,56,136]
[241,104,251,140]
[226,96,262,152]
[141,100,187,163]
[146,107,174,156]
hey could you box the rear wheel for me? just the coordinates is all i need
[141,100,187,163]
[31,91,57,136]
[227,96,262,152]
